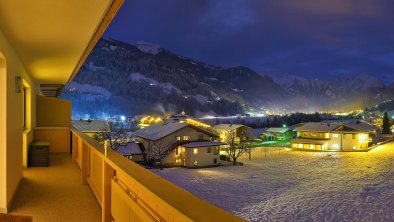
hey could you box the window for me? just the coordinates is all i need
[176,159,182,163]
[298,144,303,148]
[198,135,204,140]
[310,144,315,150]
[352,145,356,150]
[332,134,338,138]
[193,149,198,154]
[303,144,309,149]
[214,159,217,164]
[175,147,179,155]
[207,147,211,153]
[333,144,339,149]
[194,161,198,166]
[292,143,297,148]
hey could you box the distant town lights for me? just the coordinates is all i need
[120,115,126,122]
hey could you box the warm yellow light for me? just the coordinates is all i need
[185,118,211,128]
[193,149,198,154]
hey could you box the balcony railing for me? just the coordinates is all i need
[71,128,244,222]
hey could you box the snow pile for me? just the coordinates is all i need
[153,142,394,221]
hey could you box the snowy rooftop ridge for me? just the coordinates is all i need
[134,41,161,55]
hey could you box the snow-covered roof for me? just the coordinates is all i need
[267,127,290,133]
[72,120,109,132]
[248,128,266,138]
[134,121,218,141]
[294,122,340,132]
[212,124,249,131]
[341,120,378,132]
[182,141,226,148]
[134,121,188,141]
[116,143,143,155]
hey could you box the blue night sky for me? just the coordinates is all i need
[104,0,394,83]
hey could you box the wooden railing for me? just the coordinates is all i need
[71,128,245,222]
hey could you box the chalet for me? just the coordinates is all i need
[266,127,293,141]
[212,124,251,143]
[72,119,109,138]
[172,141,226,168]
[116,143,145,162]
[133,121,221,168]
[291,121,377,151]
[247,128,275,142]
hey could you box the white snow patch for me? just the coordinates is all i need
[130,73,182,94]
[195,94,209,104]
[88,62,105,71]
[134,41,161,55]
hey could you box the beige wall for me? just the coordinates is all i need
[0,28,38,212]
[36,95,71,127]
[184,146,219,168]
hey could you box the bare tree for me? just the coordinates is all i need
[95,124,130,150]
[225,131,251,165]
[144,140,167,170]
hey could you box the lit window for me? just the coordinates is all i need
[298,144,303,148]
[310,144,315,150]
[292,143,297,148]
[352,146,356,150]
[194,161,198,166]
[332,134,338,138]
[194,149,198,154]
[333,144,339,149]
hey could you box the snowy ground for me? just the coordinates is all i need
[152,142,394,222]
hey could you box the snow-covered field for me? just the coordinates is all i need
[152,142,394,222]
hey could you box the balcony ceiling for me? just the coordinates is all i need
[0,0,117,84]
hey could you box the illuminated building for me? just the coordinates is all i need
[291,121,377,151]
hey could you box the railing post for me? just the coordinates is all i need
[72,133,78,161]
[81,142,88,184]
[102,161,114,222]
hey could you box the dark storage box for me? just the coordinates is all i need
[29,140,49,167]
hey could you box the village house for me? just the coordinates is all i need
[115,143,145,162]
[212,124,251,143]
[133,120,221,168]
[72,119,109,138]
[291,121,377,151]
[247,128,275,142]
[266,127,293,141]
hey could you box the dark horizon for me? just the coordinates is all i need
[103,0,394,83]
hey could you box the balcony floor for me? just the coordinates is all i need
[10,154,101,222]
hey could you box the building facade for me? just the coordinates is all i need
[291,121,377,151]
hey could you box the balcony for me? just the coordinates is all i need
[9,127,244,221]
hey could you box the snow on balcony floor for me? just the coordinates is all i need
[10,154,101,222]
[153,142,394,222]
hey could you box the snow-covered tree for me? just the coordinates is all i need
[95,124,130,150]
[144,141,167,170]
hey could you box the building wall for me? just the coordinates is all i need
[292,131,371,151]
[36,95,71,127]
[184,146,220,168]
[0,28,38,212]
